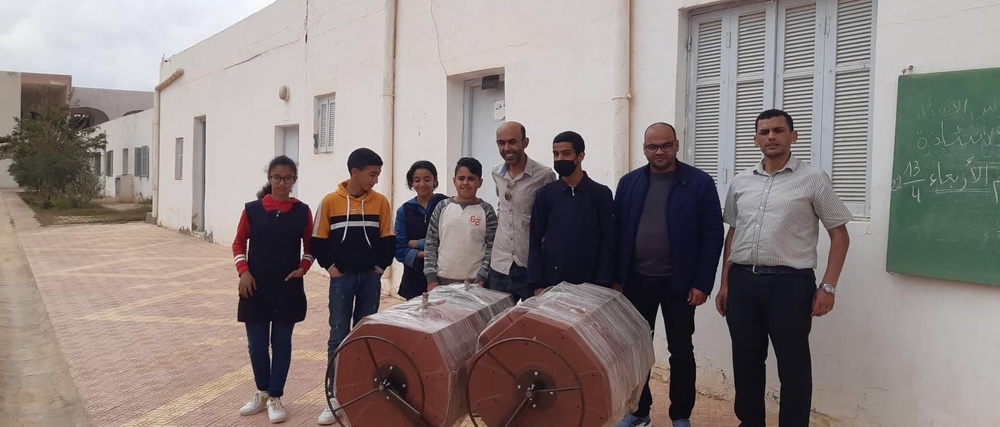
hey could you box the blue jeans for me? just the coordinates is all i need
[487,265,532,302]
[246,321,295,397]
[327,271,381,364]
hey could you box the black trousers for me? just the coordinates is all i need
[726,266,816,427]
[624,274,696,420]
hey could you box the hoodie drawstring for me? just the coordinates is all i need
[341,197,350,243]
[341,194,373,248]
[361,199,372,247]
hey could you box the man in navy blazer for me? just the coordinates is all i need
[611,122,724,427]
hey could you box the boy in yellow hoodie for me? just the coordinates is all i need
[313,148,393,425]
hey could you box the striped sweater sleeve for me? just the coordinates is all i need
[423,200,446,283]
[299,206,315,271]
[311,194,335,269]
[479,201,498,283]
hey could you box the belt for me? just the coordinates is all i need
[731,264,812,275]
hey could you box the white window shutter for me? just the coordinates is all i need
[733,10,768,174]
[318,101,329,152]
[327,97,336,153]
[691,18,724,181]
[777,2,819,164]
[174,138,183,180]
[831,0,873,206]
[145,146,150,177]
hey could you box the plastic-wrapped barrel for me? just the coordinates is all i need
[468,283,654,427]
[331,284,514,426]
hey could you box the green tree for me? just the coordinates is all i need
[0,96,107,204]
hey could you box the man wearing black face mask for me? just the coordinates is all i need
[527,131,615,295]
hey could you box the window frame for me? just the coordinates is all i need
[315,94,336,154]
[105,150,114,177]
[174,138,184,180]
[685,0,875,217]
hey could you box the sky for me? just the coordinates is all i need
[0,0,275,91]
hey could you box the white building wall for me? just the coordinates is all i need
[157,0,315,237]
[297,0,390,219]
[154,0,1000,425]
[0,72,22,188]
[97,109,154,200]
[393,0,621,192]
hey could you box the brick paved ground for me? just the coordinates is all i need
[6,191,743,427]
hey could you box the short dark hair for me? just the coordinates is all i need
[406,160,438,190]
[347,148,383,173]
[257,155,298,199]
[755,109,795,131]
[553,130,585,155]
[455,157,483,179]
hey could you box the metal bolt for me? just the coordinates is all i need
[517,385,521,389]
[402,384,407,388]
[534,371,538,376]
[532,404,537,408]
[389,366,394,371]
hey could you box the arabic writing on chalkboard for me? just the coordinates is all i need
[891,98,1000,204]
[890,158,1000,203]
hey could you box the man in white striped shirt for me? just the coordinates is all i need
[715,109,852,427]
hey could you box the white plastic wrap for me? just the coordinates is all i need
[334,283,514,427]
[472,283,655,426]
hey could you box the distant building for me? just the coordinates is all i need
[0,70,153,188]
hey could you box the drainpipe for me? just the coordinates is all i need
[382,0,398,287]
[152,68,184,224]
[611,0,633,181]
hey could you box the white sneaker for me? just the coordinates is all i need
[267,397,287,423]
[239,390,268,416]
[317,397,345,425]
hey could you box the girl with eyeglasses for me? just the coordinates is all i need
[232,155,314,423]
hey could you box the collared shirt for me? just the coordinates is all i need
[490,157,557,275]
[723,155,853,269]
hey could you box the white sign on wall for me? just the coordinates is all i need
[494,99,505,121]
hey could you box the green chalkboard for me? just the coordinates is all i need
[887,67,1000,286]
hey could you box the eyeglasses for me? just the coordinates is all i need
[643,141,677,153]
[269,174,297,184]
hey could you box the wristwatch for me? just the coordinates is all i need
[820,283,837,294]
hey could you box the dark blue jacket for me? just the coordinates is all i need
[528,173,615,290]
[614,161,724,295]
[393,194,447,299]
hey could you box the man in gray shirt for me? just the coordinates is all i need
[716,109,852,427]
[613,123,724,427]
[489,121,556,301]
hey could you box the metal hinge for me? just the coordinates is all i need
[725,31,732,48]
[686,36,693,52]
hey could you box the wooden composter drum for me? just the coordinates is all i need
[466,283,654,427]
[325,283,514,427]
